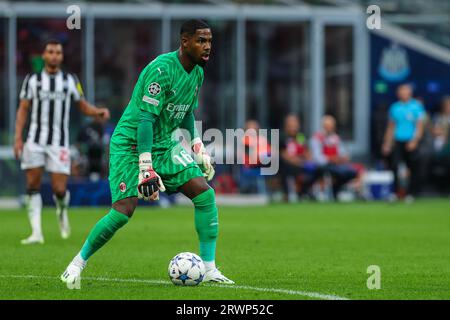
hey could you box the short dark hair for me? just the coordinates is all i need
[43,38,62,52]
[180,19,210,37]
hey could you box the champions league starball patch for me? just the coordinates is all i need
[148,82,161,96]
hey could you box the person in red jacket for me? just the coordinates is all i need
[240,119,271,194]
[242,120,271,169]
[279,114,318,200]
[310,115,357,200]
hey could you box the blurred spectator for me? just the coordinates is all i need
[279,114,318,201]
[382,84,425,201]
[76,115,109,181]
[311,115,357,200]
[430,97,450,193]
[432,97,450,152]
[240,119,271,194]
[70,144,87,181]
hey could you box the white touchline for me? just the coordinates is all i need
[0,274,349,300]
[207,284,349,300]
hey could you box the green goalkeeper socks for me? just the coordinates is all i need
[80,208,129,261]
[200,241,217,264]
[79,192,217,263]
[192,188,219,263]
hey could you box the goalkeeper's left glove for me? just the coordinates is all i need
[192,138,215,181]
[138,152,166,201]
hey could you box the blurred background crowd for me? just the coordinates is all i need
[0,0,449,204]
[239,89,450,202]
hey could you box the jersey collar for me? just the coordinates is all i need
[43,69,62,78]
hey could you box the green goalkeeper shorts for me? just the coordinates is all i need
[109,143,204,204]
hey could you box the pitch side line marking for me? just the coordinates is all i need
[0,274,349,300]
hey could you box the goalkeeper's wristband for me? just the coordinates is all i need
[139,152,153,170]
[191,137,203,147]
[191,138,204,154]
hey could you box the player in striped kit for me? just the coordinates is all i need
[14,39,110,244]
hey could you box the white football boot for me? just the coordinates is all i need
[20,234,44,245]
[60,253,86,286]
[54,193,71,239]
[203,268,235,284]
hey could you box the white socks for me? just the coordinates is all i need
[54,191,70,213]
[26,193,43,238]
[54,191,71,239]
[25,191,70,240]
[204,261,216,271]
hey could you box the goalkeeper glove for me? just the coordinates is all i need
[138,152,166,201]
[192,138,215,181]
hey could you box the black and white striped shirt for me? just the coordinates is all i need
[20,70,84,148]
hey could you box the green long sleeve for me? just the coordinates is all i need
[137,111,157,154]
[180,111,200,142]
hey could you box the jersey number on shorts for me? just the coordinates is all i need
[174,149,194,167]
[60,149,69,164]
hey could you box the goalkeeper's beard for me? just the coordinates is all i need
[187,51,207,68]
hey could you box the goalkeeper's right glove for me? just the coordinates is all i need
[191,138,215,181]
[138,152,166,201]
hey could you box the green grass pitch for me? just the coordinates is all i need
[0,200,449,300]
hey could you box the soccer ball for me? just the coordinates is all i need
[168,252,206,286]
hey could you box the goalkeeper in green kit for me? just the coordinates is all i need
[61,20,234,285]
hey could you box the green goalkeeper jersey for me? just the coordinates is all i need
[110,50,204,155]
